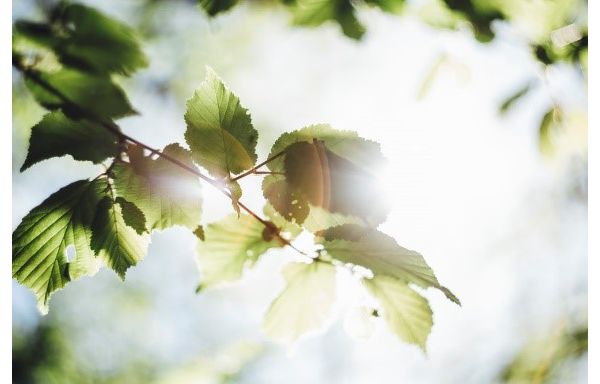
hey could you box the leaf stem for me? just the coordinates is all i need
[230,150,285,181]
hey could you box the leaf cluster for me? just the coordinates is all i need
[13,1,458,349]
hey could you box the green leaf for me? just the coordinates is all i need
[24,68,136,119]
[12,179,106,313]
[196,214,285,289]
[539,107,562,155]
[15,3,148,76]
[184,68,258,179]
[322,230,460,305]
[115,197,147,235]
[264,125,388,226]
[499,82,532,115]
[363,275,433,350]
[112,144,203,230]
[290,0,366,39]
[198,0,239,16]
[262,261,337,343]
[21,111,118,171]
[90,196,150,280]
[227,179,242,216]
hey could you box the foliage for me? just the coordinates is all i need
[12,1,459,349]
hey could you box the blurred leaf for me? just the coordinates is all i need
[539,107,562,156]
[364,0,405,14]
[12,179,106,313]
[24,68,136,119]
[198,0,239,16]
[21,111,118,171]
[501,324,588,383]
[15,2,147,76]
[263,261,337,342]
[442,0,505,42]
[113,144,203,230]
[322,229,460,305]
[363,275,433,350]
[184,67,258,179]
[91,195,150,280]
[196,214,285,289]
[499,82,533,115]
[289,0,365,39]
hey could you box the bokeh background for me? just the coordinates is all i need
[12,0,587,383]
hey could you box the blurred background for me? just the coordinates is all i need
[12,0,587,383]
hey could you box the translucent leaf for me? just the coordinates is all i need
[184,68,258,179]
[24,68,136,119]
[15,3,148,76]
[112,144,203,230]
[264,125,388,227]
[12,179,106,313]
[227,179,242,216]
[198,0,239,16]
[322,230,460,305]
[21,111,118,171]
[363,275,433,350]
[91,196,150,280]
[262,261,337,343]
[196,214,285,289]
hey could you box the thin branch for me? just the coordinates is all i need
[13,57,304,255]
[230,150,286,181]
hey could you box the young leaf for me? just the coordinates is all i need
[12,179,106,313]
[262,261,337,343]
[198,0,239,16]
[363,275,433,351]
[112,144,203,230]
[322,230,460,305]
[227,179,242,216]
[184,68,258,179]
[24,68,136,119]
[21,111,118,171]
[91,196,150,280]
[196,214,285,289]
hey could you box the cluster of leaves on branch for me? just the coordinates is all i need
[12,2,459,349]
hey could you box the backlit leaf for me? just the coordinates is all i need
[21,111,118,171]
[12,179,106,313]
[262,261,337,342]
[184,68,258,179]
[196,214,285,288]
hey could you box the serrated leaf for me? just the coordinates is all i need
[199,0,239,16]
[24,68,136,119]
[21,111,118,171]
[91,196,150,279]
[263,261,337,343]
[112,144,203,230]
[115,197,147,235]
[12,179,106,313]
[322,230,460,305]
[316,223,373,241]
[363,275,433,350]
[15,3,147,76]
[184,68,258,179]
[263,203,303,239]
[196,214,285,288]
[264,125,388,227]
